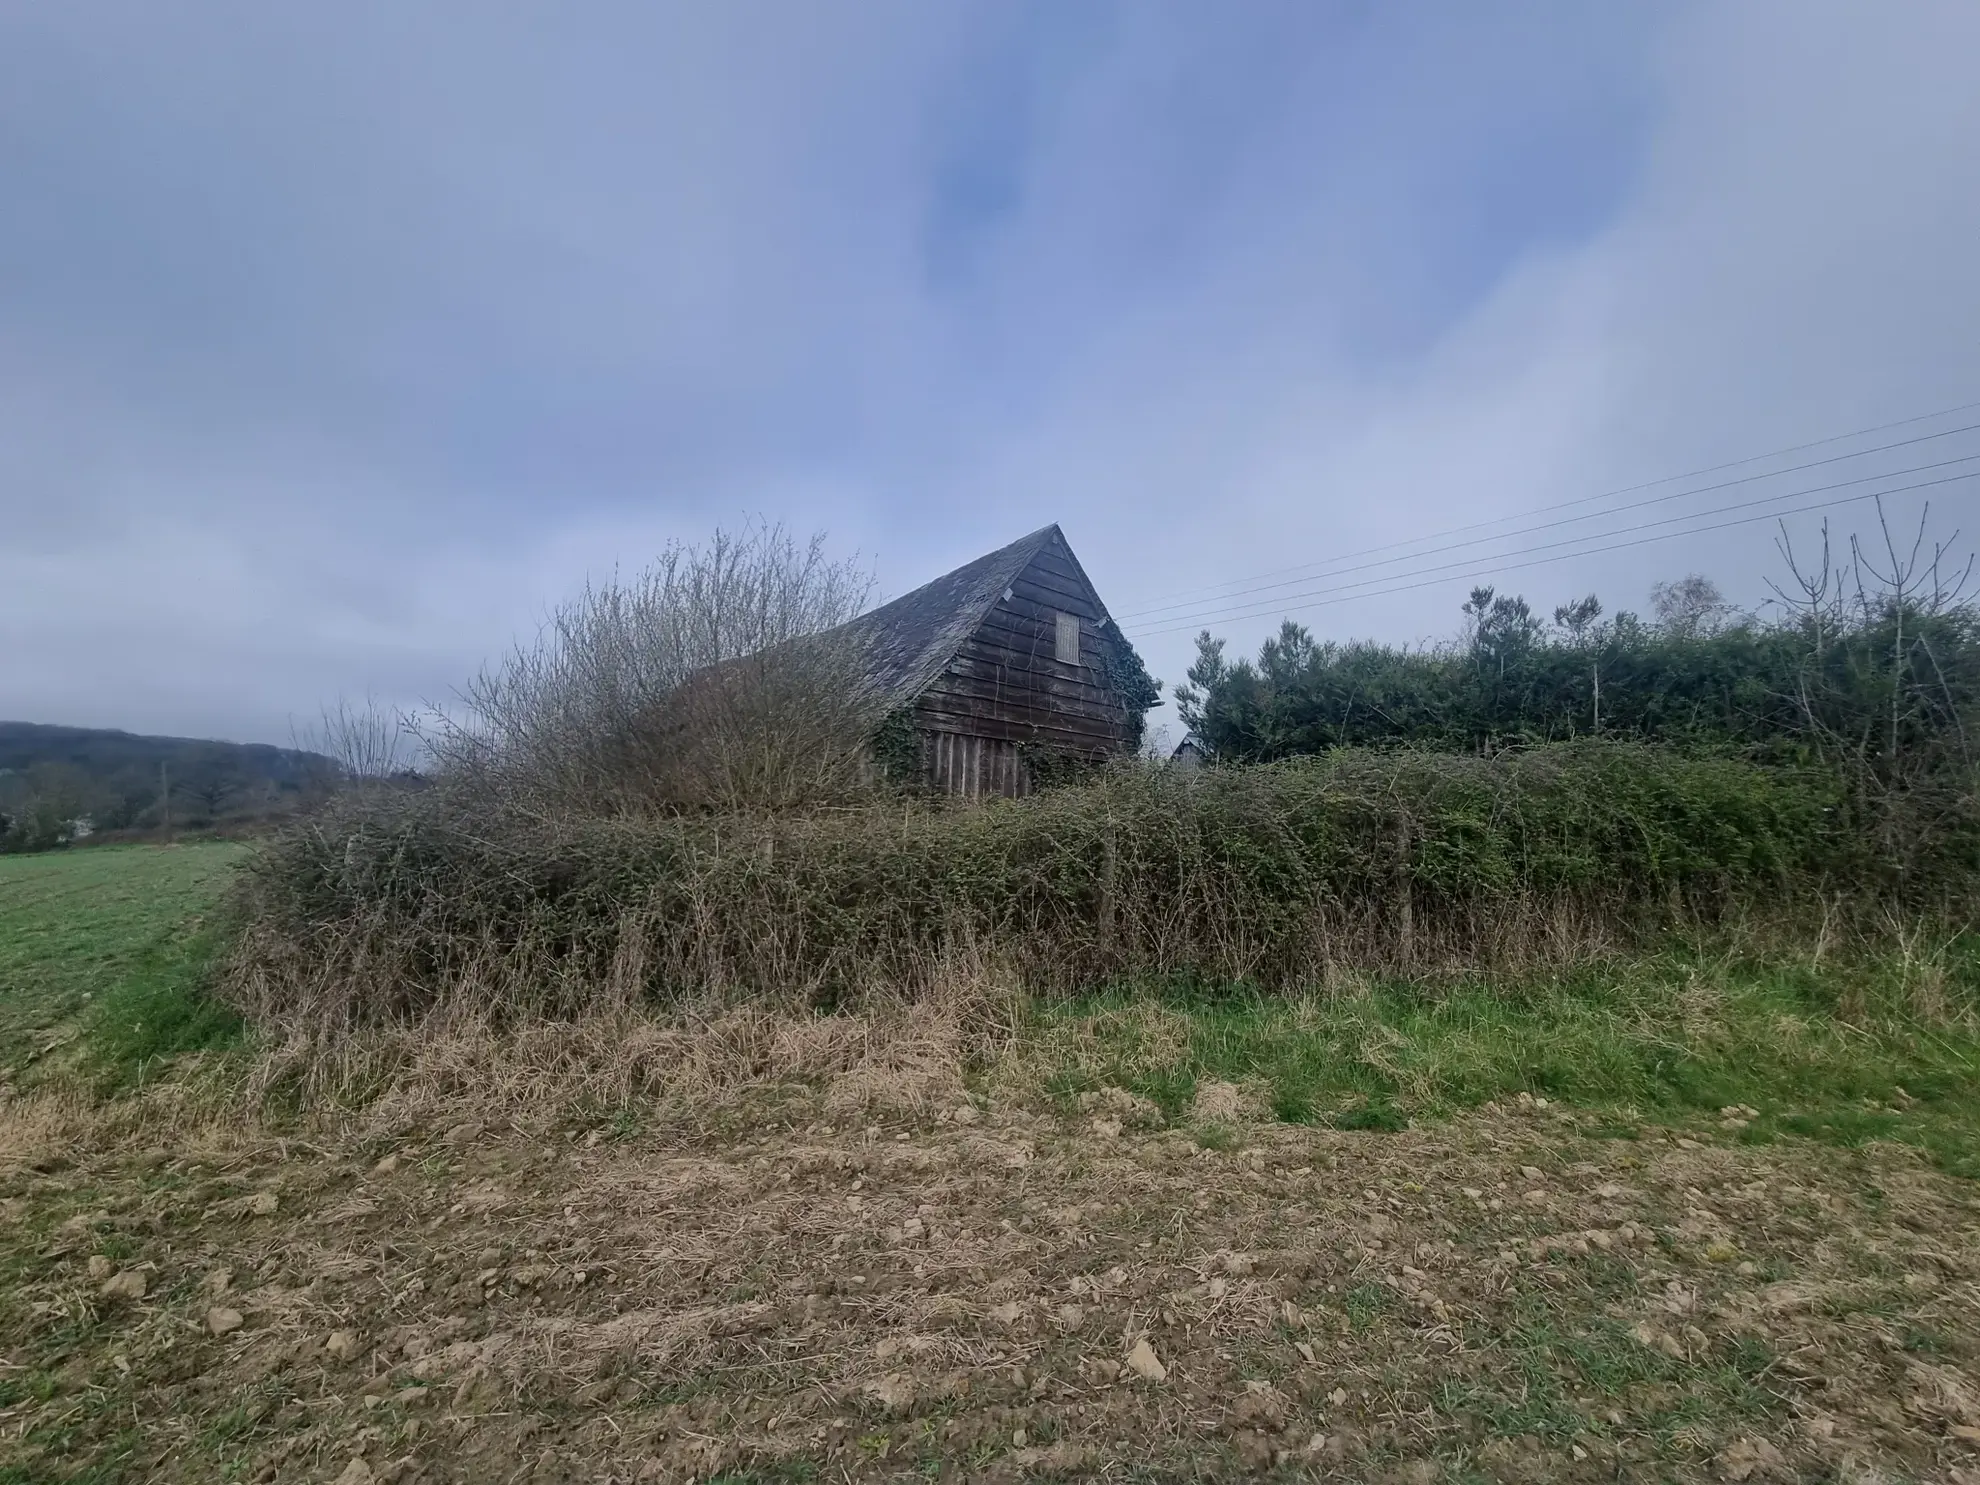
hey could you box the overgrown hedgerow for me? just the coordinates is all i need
[224,741,1897,1031]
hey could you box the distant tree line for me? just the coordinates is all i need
[0,723,338,853]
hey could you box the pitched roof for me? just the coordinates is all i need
[833,524,1062,708]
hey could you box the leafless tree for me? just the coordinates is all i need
[1851,499,1975,767]
[421,521,878,815]
[295,694,422,788]
[1769,499,1978,883]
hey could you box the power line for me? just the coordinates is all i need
[1127,468,1979,641]
[1119,420,1980,623]
[1114,400,1980,622]
[1130,472,1976,640]
[1124,452,1980,636]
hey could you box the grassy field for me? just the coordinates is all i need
[1024,945,1980,1180]
[4,845,1980,1481]
[0,842,246,1090]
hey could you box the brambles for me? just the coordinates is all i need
[224,740,1880,1034]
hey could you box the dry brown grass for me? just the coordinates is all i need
[238,954,1024,1138]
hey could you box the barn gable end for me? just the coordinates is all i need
[782,523,1151,800]
[907,528,1141,797]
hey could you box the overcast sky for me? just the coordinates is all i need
[4,0,1978,746]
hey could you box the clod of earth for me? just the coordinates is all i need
[866,1374,915,1412]
[1719,1435,1788,1480]
[206,1305,243,1335]
[1125,1337,1167,1382]
[98,1268,146,1301]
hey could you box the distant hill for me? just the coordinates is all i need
[0,722,337,848]
[0,722,332,785]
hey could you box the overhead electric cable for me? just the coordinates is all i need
[1124,453,1980,636]
[1127,468,1980,640]
[1114,400,1980,622]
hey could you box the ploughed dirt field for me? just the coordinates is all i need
[6,1091,1980,1485]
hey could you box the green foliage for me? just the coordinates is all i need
[232,741,1869,1028]
[1097,628,1162,748]
[0,773,89,853]
[1175,569,1980,894]
[1178,595,1980,769]
[1028,938,1980,1176]
[867,707,921,787]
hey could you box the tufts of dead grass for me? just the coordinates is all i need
[241,954,1022,1136]
[0,1076,248,1183]
[0,1093,93,1182]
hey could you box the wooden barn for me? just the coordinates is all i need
[833,524,1157,799]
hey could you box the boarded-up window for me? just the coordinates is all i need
[1055,612,1081,666]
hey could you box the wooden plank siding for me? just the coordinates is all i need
[921,730,1030,800]
[910,531,1134,796]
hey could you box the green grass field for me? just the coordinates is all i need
[0,842,247,1089]
[1028,944,1980,1176]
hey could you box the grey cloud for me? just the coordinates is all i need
[2,1,1975,744]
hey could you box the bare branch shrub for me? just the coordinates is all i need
[1770,500,1979,876]
[293,695,422,793]
[419,522,876,814]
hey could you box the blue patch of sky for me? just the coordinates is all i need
[916,0,1115,292]
[913,2,1657,367]
[1330,8,1660,364]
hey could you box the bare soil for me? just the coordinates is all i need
[5,1093,1980,1484]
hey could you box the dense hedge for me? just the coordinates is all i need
[1179,597,1980,771]
[227,741,1885,1028]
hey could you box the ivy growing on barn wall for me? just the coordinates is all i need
[868,706,922,786]
[1098,627,1162,749]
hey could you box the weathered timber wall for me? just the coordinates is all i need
[912,531,1134,797]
